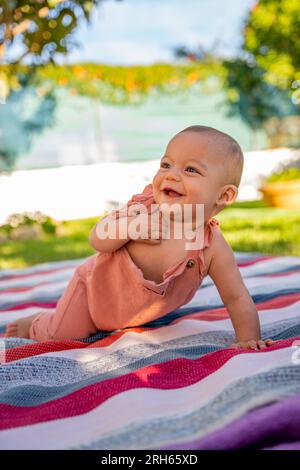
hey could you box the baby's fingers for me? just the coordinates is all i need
[229,342,247,349]
[257,340,267,349]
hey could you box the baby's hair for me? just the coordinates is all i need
[178,125,244,187]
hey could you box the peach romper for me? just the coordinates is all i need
[29,184,220,342]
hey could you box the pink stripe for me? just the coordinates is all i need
[0,302,57,312]
[0,266,74,282]
[178,292,300,322]
[237,255,276,267]
[5,339,87,363]
[0,281,56,295]
[0,338,295,431]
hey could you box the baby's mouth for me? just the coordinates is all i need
[162,188,184,198]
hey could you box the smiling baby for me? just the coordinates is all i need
[5,125,275,350]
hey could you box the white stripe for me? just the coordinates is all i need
[2,256,299,307]
[0,281,67,304]
[0,259,84,278]
[1,268,299,313]
[238,256,300,277]
[187,272,300,308]
[0,308,55,327]
[0,250,257,281]
[0,253,296,289]
[203,299,300,330]
[0,346,294,449]
[0,269,74,290]
[201,256,300,288]
[4,296,300,365]
[1,318,232,365]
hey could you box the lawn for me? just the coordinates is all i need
[0,200,300,269]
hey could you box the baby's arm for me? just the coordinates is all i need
[89,204,166,253]
[208,230,274,349]
[89,210,135,253]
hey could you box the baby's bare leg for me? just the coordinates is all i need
[5,270,98,341]
[5,313,42,339]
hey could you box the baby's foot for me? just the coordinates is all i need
[5,313,40,339]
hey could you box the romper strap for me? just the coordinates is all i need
[115,183,155,218]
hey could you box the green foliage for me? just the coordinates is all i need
[20,60,225,104]
[244,0,300,87]
[217,206,300,256]
[0,1,115,66]
[0,78,57,172]
[0,211,60,239]
[265,167,300,183]
[0,1,122,104]
[1,1,121,170]
[222,58,297,131]
[222,0,300,138]
[0,60,225,105]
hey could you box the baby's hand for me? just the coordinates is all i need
[229,338,275,350]
[128,204,169,245]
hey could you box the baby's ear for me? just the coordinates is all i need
[214,186,238,214]
[218,185,238,207]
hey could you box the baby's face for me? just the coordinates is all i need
[152,131,228,222]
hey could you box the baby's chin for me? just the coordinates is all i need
[158,198,206,222]
[158,201,187,223]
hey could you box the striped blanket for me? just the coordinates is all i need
[0,252,300,450]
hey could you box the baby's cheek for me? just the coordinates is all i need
[152,172,161,184]
[152,175,162,194]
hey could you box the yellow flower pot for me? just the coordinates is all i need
[259,179,300,208]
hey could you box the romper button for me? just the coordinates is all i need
[186,259,196,268]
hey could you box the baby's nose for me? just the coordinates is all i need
[166,168,181,180]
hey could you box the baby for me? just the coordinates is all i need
[5,125,275,350]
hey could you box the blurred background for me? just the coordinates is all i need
[0,0,300,268]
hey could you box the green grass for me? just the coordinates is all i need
[0,201,300,269]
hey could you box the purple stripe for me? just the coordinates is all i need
[161,394,300,450]
[262,441,300,450]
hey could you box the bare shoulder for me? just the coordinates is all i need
[206,224,250,304]
[204,225,232,275]
[211,224,229,252]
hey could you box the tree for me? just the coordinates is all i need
[0,78,56,172]
[0,0,122,172]
[0,0,121,66]
[222,58,298,148]
[244,0,300,88]
[222,0,300,148]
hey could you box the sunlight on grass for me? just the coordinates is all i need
[1,206,299,269]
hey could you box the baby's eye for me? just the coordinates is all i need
[160,162,170,169]
[185,166,199,173]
